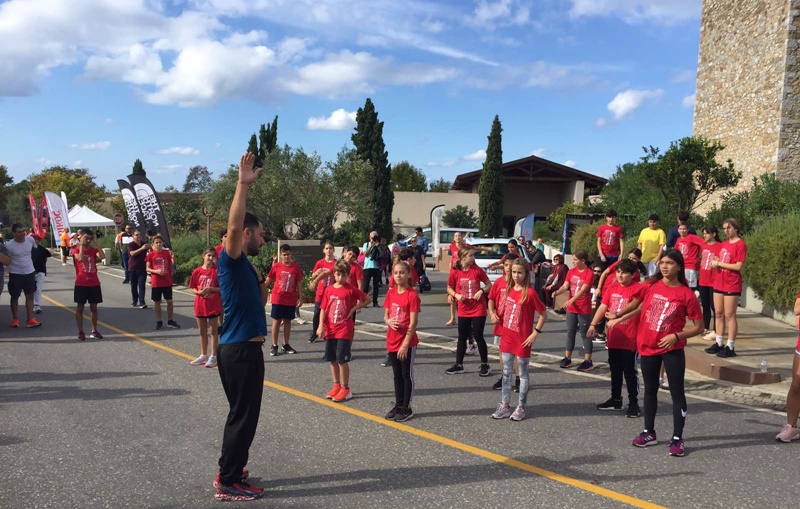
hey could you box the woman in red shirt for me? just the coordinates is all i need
[617,249,702,457]
[552,250,594,371]
[698,225,721,340]
[445,246,492,376]
[189,248,222,368]
[706,218,747,358]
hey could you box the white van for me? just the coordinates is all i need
[391,228,480,266]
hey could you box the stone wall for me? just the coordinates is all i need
[693,0,798,211]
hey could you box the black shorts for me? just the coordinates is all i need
[196,314,220,319]
[8,272,36,298]
[152,286,173,302]
[713,290,742,297]
[74,285,103,305]
[323,338,352,364]
[60,246,69,257]
[270,304,296,320]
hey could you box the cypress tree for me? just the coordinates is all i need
[132,158,146,176]
[478,115,504,237]
[247,133,258,157]
[352,98,394,238]
[269,116,278,151]
[257,124,268,168]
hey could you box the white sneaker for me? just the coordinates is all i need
[294,317,307,325]
[205,355,218,368]
[190,355,208,366]
[660,377,670,390]
[465,343,477,356]
[703,330,717,341]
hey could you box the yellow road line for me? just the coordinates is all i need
[41,293,668,509]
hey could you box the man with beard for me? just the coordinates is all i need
[212,152,268,502]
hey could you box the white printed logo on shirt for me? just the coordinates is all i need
[81,255,96,275]
[154,256,166,273]
[503,296,521,333]
[328,296,347,324]
[643,293,679,333]
[701,249,714,270]
[390,302,408,328]
[278,271,295,293]
[459,278,476,299]
[602,229,617,247]
[609,291,632,325]
[496,287,508,315]
[569,275,583,297]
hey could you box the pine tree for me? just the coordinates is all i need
[132,159,146,176]
[247,134,258,156]
[257,124,268,168]
[352,98,394,238]
[478,115,504,237]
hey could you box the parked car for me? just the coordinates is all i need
[390,227,480,267]
[465,238,529,282]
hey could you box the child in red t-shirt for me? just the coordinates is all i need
[383,261,421,422]
[698,226,721,339]
[71,229,106,340]
[596,209,624,269]
[490,259,547,422]
[707,218,747,358]
[189,248,221,368]
[145,235,180,331]
[588,259,646,417]
[552,249,595,371]
[776,291,800,442]
[308,242,337,343]
[342,245,364,291]
[488,257,517,390]
[317,260,370,403]
[266,244,303,357]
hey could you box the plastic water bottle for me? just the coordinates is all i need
[760,357,768,373]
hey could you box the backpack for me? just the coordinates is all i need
[419,273,432,292]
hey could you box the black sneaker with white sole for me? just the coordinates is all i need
[282,344,297,354]
[704,343,723,355]
[626,402,642,418]
[445,364,465,375]
[155,321,163,330]
[269,345,279,356]
[492,377,503,390]
[167,320,180,329]
[478,363,492,377]
[597,398,623,411]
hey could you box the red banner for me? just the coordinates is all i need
[39,195,50,240]
[28,194,42,237]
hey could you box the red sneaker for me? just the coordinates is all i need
[332,386,352,403]
[26,318,42,328]
[325,383,341,399]
[213,469,250,488]
[11,318,19,328]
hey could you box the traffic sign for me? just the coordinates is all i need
[113,213,124,225]
[202,206,214,218]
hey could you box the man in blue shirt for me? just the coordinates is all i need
[414,227,429,254]
[361,230,381,307]
[213,152,268,502]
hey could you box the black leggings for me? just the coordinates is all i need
[608,348,638,402]
[640,350,687,438]
[457,315,488,364]
[310,301,321,340]
[390,348,416,409]
[698,285,715,330]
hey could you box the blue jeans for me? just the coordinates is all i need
[129,270,147,305]
[121,251,130,281]
[502,352,530,405]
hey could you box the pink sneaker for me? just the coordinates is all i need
[776,424,800,443]
[668,438,685,457]
[632,430,658,447]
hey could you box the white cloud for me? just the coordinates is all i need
[70,141,111,150]
[463,149,486,161]
[671,69,696,83]
[563,160,577,168]
[569,0,701,25]
[157,146,200,155]
[306,108,358,130]
[530,148,547,157]
[682,93,696,109]
[594,117,608,128]
[466,0,530,30]
[73,160,83,167]
[607,88,663,120]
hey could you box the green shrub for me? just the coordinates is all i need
[704,174,800,234]
[742,212,800,312]
[533,221,550,241]
[547,201,585,231]
[570,221,602,259]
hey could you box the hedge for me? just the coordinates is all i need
[741,212,800,312]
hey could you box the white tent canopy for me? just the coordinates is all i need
[68,205,115,227]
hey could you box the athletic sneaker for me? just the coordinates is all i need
[155,321,163,330]
[510,405,525,421]
[213,469,250,488]
[10,318,19,328]
[282,344,297,354]
[131,302,138,307]
[491,404,512,419]
[479,363,492,377]
[626,402,642,418]
[308,335,317,343]
[381,354,391,367]
[445,364,465,375]
[34,306,42,314]
[513,376,521,393]
[385,406,399,420]
[776,424,800,443]
[394,407,413,422]
[269,345,279,356]
[214,482,264,501]
[703,330,717,341]
[77,331,86,341]
[704,343,723,355]
[326,383,342,399]
[632,430,658,447]
[597,398,623,411]
[592,333,606,344]
[465,343,477,356]
[668,438,685,457]
[89,330,103,339]
[716,345,736,358]
[492,377,503,390]
[205,356,217,368]
[576,360,595,372]
[26,318,41,328]
[138,304,148,309]
[190,355,209,366]
[332,386,352,403]
[660,377,670,390]
[167,320,180,329]
[559,357,572,369]
[294,317,307,325]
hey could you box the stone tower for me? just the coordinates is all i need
[694,0,800,205]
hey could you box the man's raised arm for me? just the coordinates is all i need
[225,152,262,260]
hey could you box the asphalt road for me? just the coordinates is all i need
[0,263,796,509]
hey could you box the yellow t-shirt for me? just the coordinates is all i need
[638,227,666,262]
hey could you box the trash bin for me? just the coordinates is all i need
[102,248,112,266]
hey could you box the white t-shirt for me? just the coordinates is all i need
[5,236,36,275]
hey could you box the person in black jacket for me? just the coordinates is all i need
[32,234,52,314]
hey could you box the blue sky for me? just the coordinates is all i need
[0,0,702,193]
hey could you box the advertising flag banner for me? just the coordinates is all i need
[127,174,172,248]
[430,204,445,259]
[521,213,535,242]
[118,179,146,233]
[39,195,51,239]
[44,192,71,246]
[28,194,42,237]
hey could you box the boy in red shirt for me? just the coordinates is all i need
[266,244,303,356]
[72,229,106,340]
[342,245,364,290]
[146,235,180,330]
[317,260,370,403]
[596,209,624,270]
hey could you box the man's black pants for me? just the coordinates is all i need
[363,268,381,305]
[217,341,264,485]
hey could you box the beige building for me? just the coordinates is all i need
[694,0,800,210]
[392,191,479,234]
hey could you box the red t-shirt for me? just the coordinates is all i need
[602,281,646,350]
[566,267,593,315]
[674,234,703,270]
[602,260,641,293]
[699,242,721,288]
[190,266,222,317]
[267,261,303,306]
[488,277,508,336]
[449,242,460,268]
[388,265,419,289]
[145,250,173,288]
[214,243,224,259]
[347,261,364,289]
[499,287,546,358]
[320,283,367,340]
[447,264,490,317]
[597,224,623,257]
[313,258,337,302]
[714,239,747,293]
[384,286,421,352]
[71,247,100,287]
[636,280,702,356]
